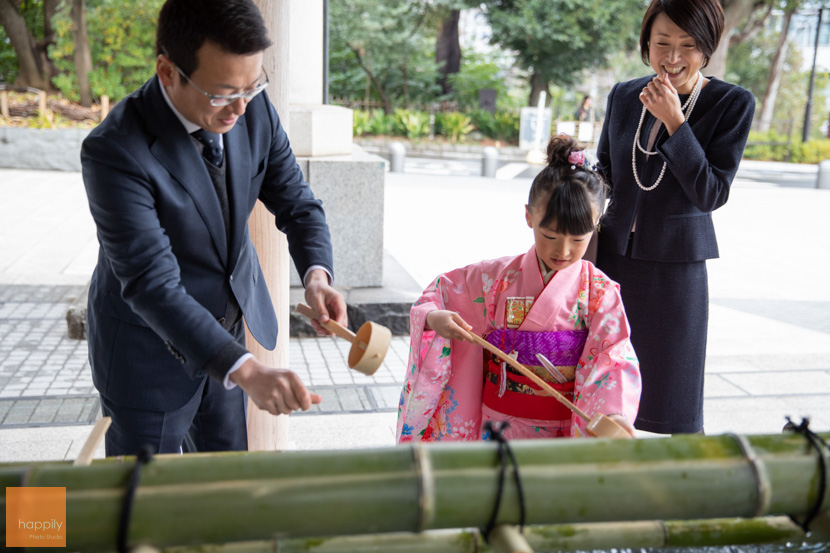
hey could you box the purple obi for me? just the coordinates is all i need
[485,328,588,366]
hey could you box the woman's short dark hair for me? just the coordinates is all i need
[157,0,273,76]
[639,0,724,68]
[528,134,608,237]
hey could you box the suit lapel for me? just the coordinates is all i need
[143,78,229,267]
[224,117,252,271]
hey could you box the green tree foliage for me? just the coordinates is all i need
[0,27,17,82]
[330,0,441,113]
[476,0,643,104]
[50,0,162,101]
[727,27,828,140]
[447,49,509,109]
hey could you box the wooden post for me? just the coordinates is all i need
[100,95,110,121]
[0,89,9,119]
[246,0,290,451]
[37,90,47,117]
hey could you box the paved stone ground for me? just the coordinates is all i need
[0,285,98,428]
[0,283,411,427]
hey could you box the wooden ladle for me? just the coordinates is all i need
[466,332,632,439]
[296,303,391,376]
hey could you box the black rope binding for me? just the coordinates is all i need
[117,444,155,553]
[784,416,828,534]
[482,420,527,541]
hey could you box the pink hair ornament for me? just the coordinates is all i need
[568,150,585,169]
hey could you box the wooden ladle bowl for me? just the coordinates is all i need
[296,304,391,376]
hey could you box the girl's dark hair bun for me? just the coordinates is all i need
[529,133,608,237]
[546,133,582,168]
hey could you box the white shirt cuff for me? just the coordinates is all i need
[303,265,332,287]
[223,353,254,390]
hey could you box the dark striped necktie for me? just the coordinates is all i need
[191,129,224,166]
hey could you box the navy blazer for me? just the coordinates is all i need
[82,76,333,411]
[596,76,755,262]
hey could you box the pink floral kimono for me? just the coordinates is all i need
[396,246,641,442]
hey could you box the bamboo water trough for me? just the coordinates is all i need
[1,432,828,552]
[161,516,824,553]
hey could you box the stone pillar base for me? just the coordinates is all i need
[289,104,353,157]
[293,144,385,288]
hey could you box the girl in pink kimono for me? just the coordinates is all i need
[397,135,641,442]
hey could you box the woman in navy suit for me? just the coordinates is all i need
[595,0,755,434]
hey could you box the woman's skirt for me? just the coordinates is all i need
[596,246,708,434]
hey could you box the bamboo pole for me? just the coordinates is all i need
[488,525,534,553]
[72,416,111,466]
[157,517,814,553]
[0,433,828,551]
[245,0,290,451]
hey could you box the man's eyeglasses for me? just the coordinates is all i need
[174,64,269,107]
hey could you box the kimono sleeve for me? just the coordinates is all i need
[571,276,641,437]
[396,273,456,442]
[396,264,490,443]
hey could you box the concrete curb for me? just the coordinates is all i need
[65,252,421,339]
[66,296,414,339]
[355,137,529,162]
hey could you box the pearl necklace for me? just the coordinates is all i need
[632,71,703,191]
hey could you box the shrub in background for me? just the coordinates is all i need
[792,139,830,165]
[368,109,395,136]
[742,130,830,164]
[470,110,520,144]
[352,107,523,145]
[353,109,371,136]
[393,109,429,140]
[742,130,793,162]
[437,112,474,143]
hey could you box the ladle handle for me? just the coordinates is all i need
[466,331,591,422]
[295,303,356,343]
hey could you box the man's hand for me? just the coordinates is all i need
[230,357,322,415]
[304,269,347,335]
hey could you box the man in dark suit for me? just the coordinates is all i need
[81,0,346,456]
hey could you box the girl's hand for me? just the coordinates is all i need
[607,414,637,438]
[639,73,685,135]
[425,310,475,342]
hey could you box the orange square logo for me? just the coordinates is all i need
[5,487,67,547]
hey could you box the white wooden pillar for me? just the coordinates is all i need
[247,0,290,451]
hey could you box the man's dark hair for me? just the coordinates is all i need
[156,0,273,76]
[640,0,724,68]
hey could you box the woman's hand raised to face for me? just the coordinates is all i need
[639,73,686,135]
